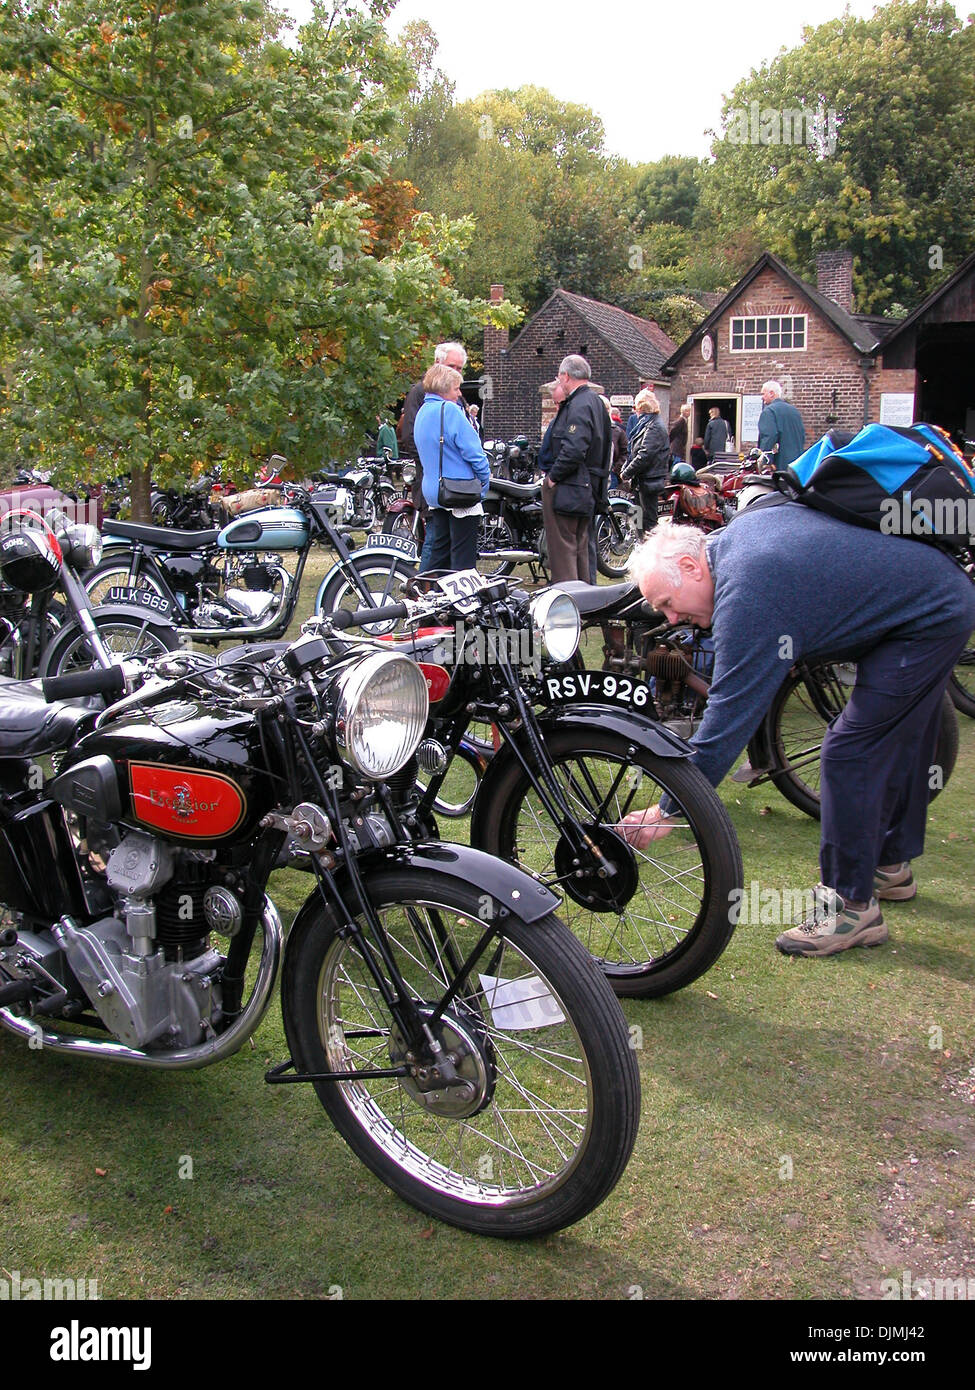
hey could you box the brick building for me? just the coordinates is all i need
[482,285,677,443]
[659,250,918,457]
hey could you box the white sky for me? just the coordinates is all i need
[281,0,890,161]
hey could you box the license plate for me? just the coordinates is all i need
[365,533,418,561]
[541,669,654,711]
[105,586,174,619]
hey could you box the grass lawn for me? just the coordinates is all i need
[2,547,973,1302]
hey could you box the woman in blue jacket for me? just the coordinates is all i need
[413,364,491,573]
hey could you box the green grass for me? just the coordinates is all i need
[2,550,973,1300]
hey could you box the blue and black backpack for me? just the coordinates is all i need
[769,422,975,552]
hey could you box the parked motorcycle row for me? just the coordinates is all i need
[0,437,966,1238]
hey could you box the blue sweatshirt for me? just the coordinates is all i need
[690,502,975,787]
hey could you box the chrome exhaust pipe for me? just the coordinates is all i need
[488,550,537,563]
[0,901,282,1069]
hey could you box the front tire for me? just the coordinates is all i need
[315,554,416,634]
[595,502,640,579]
[38,612,178,678]
[84,556,168,609]
[281,867,640,1237]
[476,727,743,998]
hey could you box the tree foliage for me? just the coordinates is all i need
[0,0,513,515]
[702,0,975,311]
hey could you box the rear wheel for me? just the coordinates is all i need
[476,515,516,579]
[281,867,640,1236]
[767,662,959,819]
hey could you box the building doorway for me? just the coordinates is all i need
[690,394,742,456]
[915,325,975,452]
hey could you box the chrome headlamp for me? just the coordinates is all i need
[333,651,429,780]
[530,589,581,665]
[62,522,103,571]
[400,462,416,485]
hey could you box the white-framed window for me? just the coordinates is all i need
[730,315,807,352]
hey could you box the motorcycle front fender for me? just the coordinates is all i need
[468,703,693,847]
[284,841,562,964]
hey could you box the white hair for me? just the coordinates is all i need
[435,341,468,367]
[628,520,708,592]
[761,380,783,398]
[559,354,591,381]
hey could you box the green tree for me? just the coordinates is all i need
[0,0,507,517]
[629,156,704,231]
[701,0,975,311]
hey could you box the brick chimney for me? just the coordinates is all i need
[482,283,508,424]
[816,250,854,312]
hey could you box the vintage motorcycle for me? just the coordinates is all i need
[83,475,415,647]
[570,580,959,819]
[322,571,744,1000]
[382,469,640,582]
[312,454,402,535]
[0,633,639,1237]
[0,509,178,680]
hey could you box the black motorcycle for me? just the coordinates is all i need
[323,571,744,1000]
[0,632,639,1237]
[0,509,177,680]
[83,476,414,647]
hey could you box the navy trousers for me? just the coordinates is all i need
[418,508,480,573]
[819,631,969,902]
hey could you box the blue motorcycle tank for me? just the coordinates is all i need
[217,507,309,551]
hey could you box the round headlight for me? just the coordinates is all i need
[400,462,416,485]
[334,652,429,779]
[65,522,102,570]
[530,589,580,664]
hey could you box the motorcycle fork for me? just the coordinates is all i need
[271,719,482,1083]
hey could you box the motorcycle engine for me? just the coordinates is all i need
[52,829,237,1050]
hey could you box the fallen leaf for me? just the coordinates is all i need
[706,990,718,1000]
[759,806,771,816]
[94,1168,107,1177]
[163,1205,174,1215]
[418,1226,434,1239]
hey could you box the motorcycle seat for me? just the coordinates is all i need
[551,580,641,619]
[486,477,541,501]
[0,679,97,757]
[102,520,220,549]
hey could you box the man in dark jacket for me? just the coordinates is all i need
[543,355,609,582]
[757,380,806,466]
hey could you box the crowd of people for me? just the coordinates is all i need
[390,339,813,586]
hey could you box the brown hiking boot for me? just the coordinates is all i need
[874,862,917,901]
[775,886,888,957]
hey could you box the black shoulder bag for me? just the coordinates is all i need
[436,404,482,509]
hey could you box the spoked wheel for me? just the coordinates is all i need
[281,867,640,1236]
[37,612,178,678]
[767,662,959,819]
[315,554,416,635]
[84,557,169,608]
[595,503,640,579]
[476,727,743,998]
[948,634,975,717]
[476,516,516,579]
[381,512,422,547]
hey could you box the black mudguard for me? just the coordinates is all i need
[283,840,562,970]
[468,703,693,847]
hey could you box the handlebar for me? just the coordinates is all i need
[42,665,127,703]
[329,602,409,631]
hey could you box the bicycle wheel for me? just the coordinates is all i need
[768,663,959,819]
[476,727,743,998]
[281,866,640,1237]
